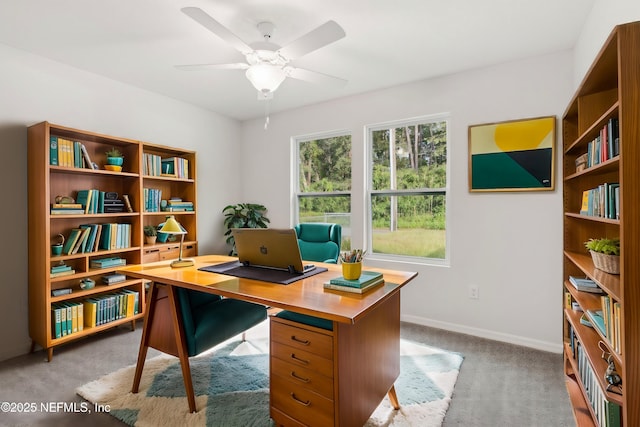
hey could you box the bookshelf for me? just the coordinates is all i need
[27,121,198,361]
[562,21,640,426]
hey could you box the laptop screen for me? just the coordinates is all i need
[232,228,309,274]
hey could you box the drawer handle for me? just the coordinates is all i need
[291,335,310,345]
[290,371,310,383]
[290,353,309,365]
[290,393,311,407]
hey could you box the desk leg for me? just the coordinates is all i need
[131,282,196,413]
[166,285,197,413]
[132,282,159,393]
[388,385,400,410]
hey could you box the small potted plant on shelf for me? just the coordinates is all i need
[144,225,157,245]
[585,237,620,274]
[105,147,124,170]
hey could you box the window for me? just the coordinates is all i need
[367,115,448,262]
[294,132,351,249]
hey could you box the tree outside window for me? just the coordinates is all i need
[368,117,448,260]
[296,134,351,249]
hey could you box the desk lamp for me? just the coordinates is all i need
[159,215,194,268]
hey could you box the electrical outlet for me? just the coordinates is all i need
[469,284,479,299]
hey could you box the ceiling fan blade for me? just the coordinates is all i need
[181,7,253,55]
[286,67,347,87]
[278,20,345,59]
[175,63,249,71]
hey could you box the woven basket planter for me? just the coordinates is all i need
[590,251,620,274]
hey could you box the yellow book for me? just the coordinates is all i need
[83,300,97,328]
[70,303,78,334]
[76,301,84,332]
[126,292,135,317]
[580,190,590,215]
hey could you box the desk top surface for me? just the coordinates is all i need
[121,255,418,324]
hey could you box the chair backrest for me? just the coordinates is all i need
[176,288,222,356]
[294,222,342,263]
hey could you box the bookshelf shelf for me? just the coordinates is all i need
[28,121,198,361]
[562,21,640,426]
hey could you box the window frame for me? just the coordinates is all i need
[291,129,352,228]
[365,114,451,266]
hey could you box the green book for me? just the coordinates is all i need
[329,271,383,288]
[62,228,82,255]
[51,306,62,339]
[49,136,58,166]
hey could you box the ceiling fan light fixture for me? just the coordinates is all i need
[245,63,286,93]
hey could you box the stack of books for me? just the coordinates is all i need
[50,263,75,278]
[324,271,384,294]
[90,256,126,269]
[50,203,84,215]
[164,198,194,212]
[568,276,604,294]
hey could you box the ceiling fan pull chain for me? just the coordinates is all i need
[264,99,270,130]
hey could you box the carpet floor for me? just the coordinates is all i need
[0,319,575,426]
[76,330,463,427]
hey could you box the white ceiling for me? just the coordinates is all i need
[0,0,594,121]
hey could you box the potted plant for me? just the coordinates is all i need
[585,237,620,274]
[144,225,157,245]
[105,147,124,166]
[222,203,270,255]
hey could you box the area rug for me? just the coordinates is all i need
[77,334,463,427]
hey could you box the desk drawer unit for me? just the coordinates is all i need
[270,317,335,427]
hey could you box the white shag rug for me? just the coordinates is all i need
[77,333,463,427]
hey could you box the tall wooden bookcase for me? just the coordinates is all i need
[27,121,198,361]
[562,21,640,426]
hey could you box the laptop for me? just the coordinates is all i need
[232,228,316,274]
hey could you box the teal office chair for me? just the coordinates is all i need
[175,288,267,412]
[294,222,342,263]
[277,223,342,331]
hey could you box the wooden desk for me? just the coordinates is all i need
[122,255,417,426]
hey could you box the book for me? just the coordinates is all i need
[123,194,133,212]
[324,279,384,294]
[51,306,62,338]
[568,276,604,294]
[90,257,126,269]
[51,288,72,296]
[49,136,59,166]
[579,313,592,328]
[50,209,86,215]
[70,227,91,255]
[80,143,95,169]
[51,203,83,209]
[586,309,606,337]
[50,269,75,279]
[329,271,383,288]
[62,228,82,255]
[102,273,126,285]
[83,299,97,328]
[51,264,71,273]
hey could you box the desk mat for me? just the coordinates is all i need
[199,260,328,285]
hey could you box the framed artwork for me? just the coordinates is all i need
[468,116,556,192]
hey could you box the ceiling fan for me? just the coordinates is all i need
[178,7,347,100]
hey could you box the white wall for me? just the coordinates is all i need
[240,51,573,352]
[573,0,640,86]
[0,43,240,362]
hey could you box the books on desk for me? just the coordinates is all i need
[324,271,384,294]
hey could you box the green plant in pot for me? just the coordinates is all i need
[144,225,157,245]
[585,237,620,274]
[105,147,124,166]
[222,203,270,255]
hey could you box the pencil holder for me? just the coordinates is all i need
[342,262,362,280]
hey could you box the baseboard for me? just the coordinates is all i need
[401,314,563,354]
